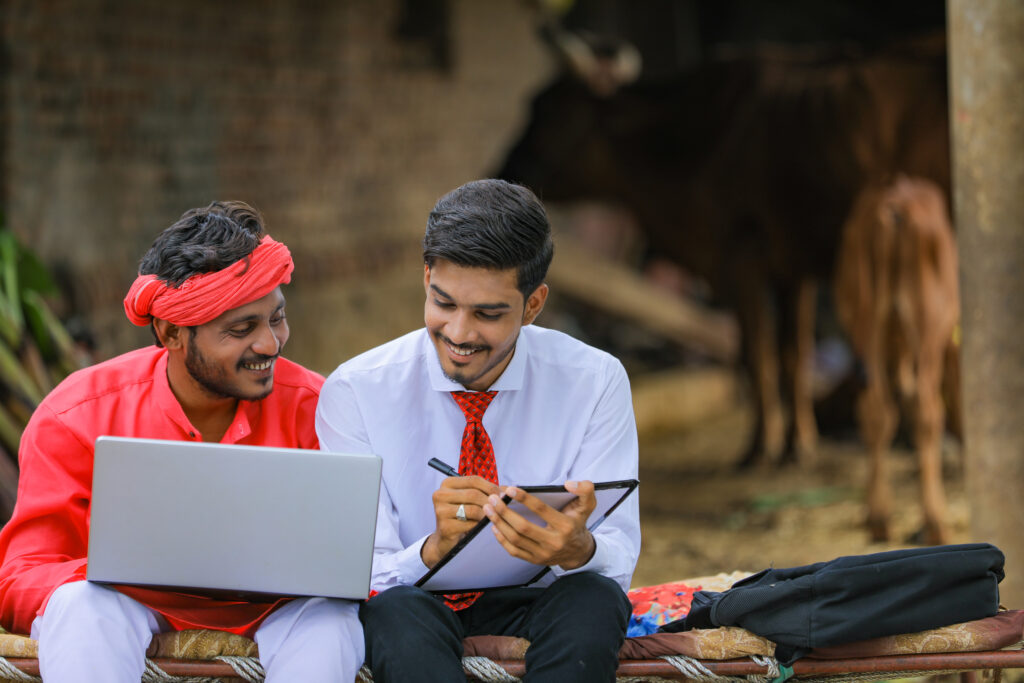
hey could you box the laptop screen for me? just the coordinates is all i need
[87,436,381,601]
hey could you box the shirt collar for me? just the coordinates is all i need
[154,348,254,441]
[424,326,529,393]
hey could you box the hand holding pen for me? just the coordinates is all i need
[421,457,501,568]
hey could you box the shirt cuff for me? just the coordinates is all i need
[391,534,434,587]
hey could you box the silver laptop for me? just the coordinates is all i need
[87,436,381,601]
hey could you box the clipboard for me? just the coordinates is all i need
[415,479,638,593]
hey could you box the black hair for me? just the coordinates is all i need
[138,200,265,287]
[137,200,265,346]
[423,179,553,297]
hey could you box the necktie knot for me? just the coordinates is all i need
[451,391,497,423]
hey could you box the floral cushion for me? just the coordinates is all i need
[627,571,752,636]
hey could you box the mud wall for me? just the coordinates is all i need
[2,0,550,374]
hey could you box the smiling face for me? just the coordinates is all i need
[164,287,290,402]
[424,259,547,392]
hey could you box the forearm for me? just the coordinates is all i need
[0,410,93,633]
[0,554,88,634]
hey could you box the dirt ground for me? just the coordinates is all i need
[630,400,969,589]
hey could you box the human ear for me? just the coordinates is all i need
[152,318,186,350]
[522,284,549,325]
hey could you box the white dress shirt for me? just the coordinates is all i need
[315,324,640,594]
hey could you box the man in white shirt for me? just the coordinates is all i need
[316,179,640,682]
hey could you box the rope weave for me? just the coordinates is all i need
[214,655,265,682]
[661,654,772,682]
[0,655,998,683]
[462,656,522,682]
[142,658,218,683]
[0,657,38,681]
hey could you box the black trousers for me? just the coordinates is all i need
[359,572,630,683]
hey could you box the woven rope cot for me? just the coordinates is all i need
[3,572,1021,682]
[3,649,1024,682]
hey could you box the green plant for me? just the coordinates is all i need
[0,214,88,519]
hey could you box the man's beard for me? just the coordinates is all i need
[186,331,274,401]
[435,331,515,390]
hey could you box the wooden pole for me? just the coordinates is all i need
[948,1,1024,607]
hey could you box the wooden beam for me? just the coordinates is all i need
[547,237,739,363]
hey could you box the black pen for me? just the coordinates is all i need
[428,458,460,478]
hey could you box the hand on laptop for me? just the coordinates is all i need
[421,475,501,568]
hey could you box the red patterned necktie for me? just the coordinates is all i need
[443,390,498,611]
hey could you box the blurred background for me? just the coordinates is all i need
[1,0,1022,604]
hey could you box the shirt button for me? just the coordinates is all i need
[188,431,196,438]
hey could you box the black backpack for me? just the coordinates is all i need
[660,543,1005,665]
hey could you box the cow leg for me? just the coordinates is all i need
[736,278,786,468]
[942,341,963,442]
[780,279,819,466]
[912,340,951,545]
[857,348,898,542]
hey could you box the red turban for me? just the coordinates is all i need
[124,236,294,327]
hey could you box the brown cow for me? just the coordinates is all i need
[834,176,959,545]
[496,43,951,468]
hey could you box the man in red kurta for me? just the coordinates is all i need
[0,201,363,682]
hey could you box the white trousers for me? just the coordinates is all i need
[31,581,364,683]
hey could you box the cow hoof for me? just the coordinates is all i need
[736,449,779,471]
[908,524,950,547]
[927,529,951,546]
[736,444,762,470]
[867,517,891,542]
[736,441,785,470]
[780,443,817,468]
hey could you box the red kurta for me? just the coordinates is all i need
[0,346,324,637]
